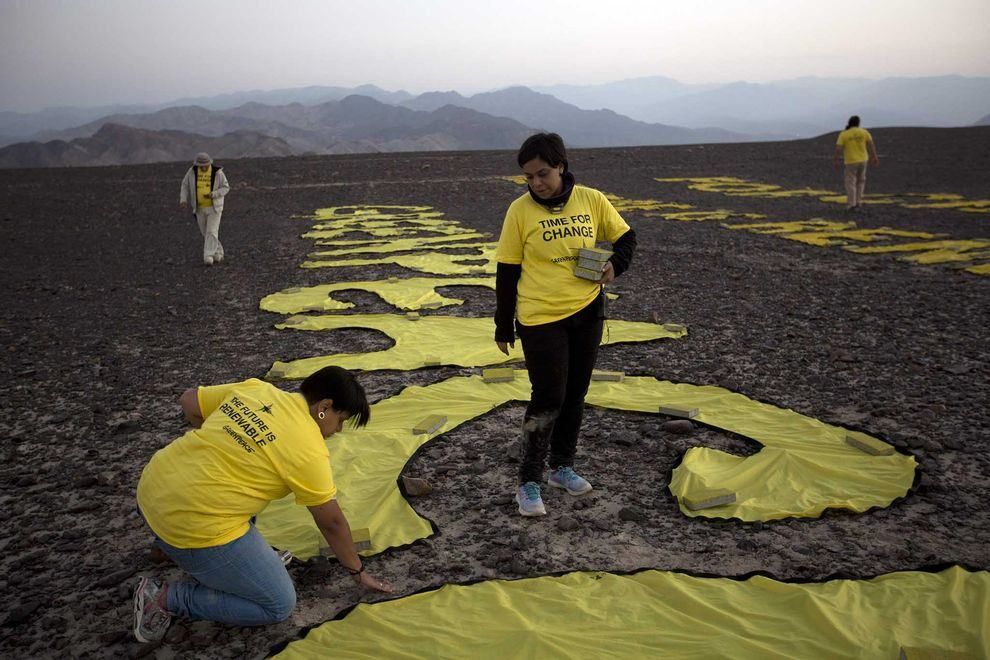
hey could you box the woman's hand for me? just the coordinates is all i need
[597,261,616,284]
[353,570,394,593]
[496,340,512,356]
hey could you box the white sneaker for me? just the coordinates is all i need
[214,254,224,263]
[516,482,547,516]
[204,256,214,266]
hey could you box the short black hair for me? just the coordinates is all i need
[300,366,370,428]
[846,115,861,129]
[517,132,568,172]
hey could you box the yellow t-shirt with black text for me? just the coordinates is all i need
[196,166,214,208]
[497,185,630,326]
[136,378,335,548]
[836,127,873,164]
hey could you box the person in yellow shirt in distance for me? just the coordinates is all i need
[834,115,880,211]
[132,366,392,643]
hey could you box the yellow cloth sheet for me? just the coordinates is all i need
[260,277,497,314]
[309,225,477,240]
[725,220,942,247]
[274,566,989,659]
[266,317,683,378]
[657,176,990,213]
[255,373,913,559]
[300,246,499,275]
[308,237,492,258]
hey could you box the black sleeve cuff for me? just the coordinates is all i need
[609,229,637,277]
[494,262,521,341]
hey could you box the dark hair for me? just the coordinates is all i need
[300,366,370,428]
[517,132,568,172]
[846,115,860,130]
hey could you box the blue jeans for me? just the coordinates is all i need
[151,523,296,626]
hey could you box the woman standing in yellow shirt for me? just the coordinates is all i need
[834,115,880,211]
[495,133,637,517]
[132,366,392,643]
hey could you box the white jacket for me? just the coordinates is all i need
[180,166,230,213]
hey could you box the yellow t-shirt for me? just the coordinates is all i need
[497,185,630,326]
[196,166,213,208]
[136,378,335,548]
[836,127,873,164]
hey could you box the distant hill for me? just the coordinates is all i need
[974,114,990,126]
[541,75,990,137]
[534,75,715,117]
[0,98,537,167]
[0,84,415,146]
[0,123,295,168]
[401,86,745,146]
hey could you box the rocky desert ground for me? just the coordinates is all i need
[1,126,988,658]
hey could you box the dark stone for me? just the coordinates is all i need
[72,476,100,488]
[18,549,45,563]
[662,420,695,435]
[93,566,138,588]
[557,516,580,532]
[611,432,636,447]
[67,501,102,513]
[737,539,758,551]
[112,419,141,436]
[400,476,433,497]
[3,599,43,627]
[618,507,646,523]
[164,623,188,645]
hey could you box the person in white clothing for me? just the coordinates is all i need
[180,152,230,265]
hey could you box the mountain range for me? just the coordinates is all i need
[0,123,294,169]
[1,75,988,168]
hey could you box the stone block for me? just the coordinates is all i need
[577,247,613,262]
[659,405,699,419]
[351,527,372,551]
[682,489,736,511]
[482,368,515,383]
[845,432,895,456]
[406,311,420,321]
[573,265,603,281]
[663,323,686,333]
[577,256,607,270]
[424,357,441,366]
[591,370,624,382]
[413,414,447,435]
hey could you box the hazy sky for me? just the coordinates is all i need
[2,0,988,112]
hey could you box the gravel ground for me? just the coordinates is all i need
[1,127,988,658]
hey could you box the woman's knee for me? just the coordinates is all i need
[263,585,296,623]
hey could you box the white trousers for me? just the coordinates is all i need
[195,208,224,261]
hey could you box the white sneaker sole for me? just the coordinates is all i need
[548,479,593,496]
[515,493,546,517]
[133,578,153,643]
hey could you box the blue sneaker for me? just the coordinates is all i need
[516,482,547,516]
[548,466,593,495]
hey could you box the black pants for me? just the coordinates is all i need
[516,293,604,484]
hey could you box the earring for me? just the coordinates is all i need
[318,411,326,420]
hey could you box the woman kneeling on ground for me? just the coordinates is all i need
[495,132,637,517]
[132,366,392,643]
